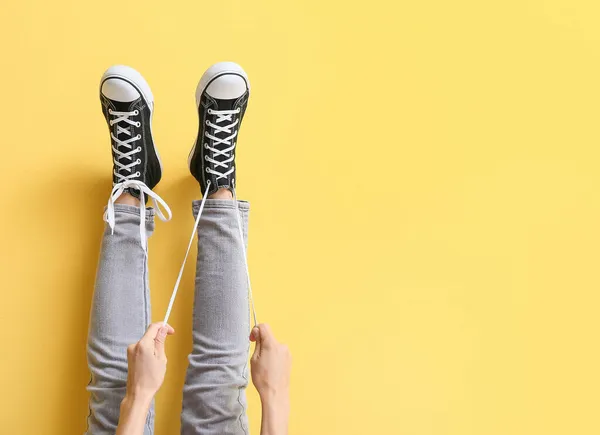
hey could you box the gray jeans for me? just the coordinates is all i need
[86,199,251,435]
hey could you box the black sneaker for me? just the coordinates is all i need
[100,65,171,249]
[100,65,163,199]
[188,62,250,196]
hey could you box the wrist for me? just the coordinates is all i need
[260,392,290,418]
[122,390,153,411]
[260,387,290,405]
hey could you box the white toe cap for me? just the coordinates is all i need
[101,78,140,102]
[205,74,248,100]
[196,62,250,105]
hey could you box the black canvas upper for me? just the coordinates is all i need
[100,81,161,199]
[190,76,249,196]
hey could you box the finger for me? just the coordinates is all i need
[154,325,170,358]
[249,326,258,342]
[127,344,136,358]
[258,323,277,349]
[163,323,175,335]
[250,327,261,358]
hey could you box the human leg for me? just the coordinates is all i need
[86,65,170,434]
[180,197,252,435]
[181,62,253,435]
[86,196,155,435]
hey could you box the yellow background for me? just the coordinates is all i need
[1,0,599,434]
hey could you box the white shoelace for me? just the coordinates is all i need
[105,109,256,327]
[232,180,258,327]
[163,180,258,328]
[104,109,172,250]
[109,109,143,183]
[204,108,240,180]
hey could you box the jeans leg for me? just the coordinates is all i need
[181,199,251,435]
[86,204,155,435]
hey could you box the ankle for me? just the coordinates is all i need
[207,188,233,200]
[115,192,140,207]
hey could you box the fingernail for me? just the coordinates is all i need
[159,327,168,338]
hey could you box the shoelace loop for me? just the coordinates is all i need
[104,181,172,251]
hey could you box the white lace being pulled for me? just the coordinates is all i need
[203,108,241,180]
[162,180,258,328]
[103,109,172,250]
[232,180,258,328]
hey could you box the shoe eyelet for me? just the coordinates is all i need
[134,110,139,115]
[136,159,141,164]
[136,171,141,177]
[205,167,210,173]
[207,109,213,114]
[136,134,141,139]
[136,146,142,152]
[204,155,209,161]
[108,109,114,114]
[205,120,210,126]
[135,122,141,127]
[203,143,208,149]
[236,107,241,113]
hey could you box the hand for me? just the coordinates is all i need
[125,322,175,404]
[250,323,292,402]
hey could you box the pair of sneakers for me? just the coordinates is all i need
[100,61,250,237]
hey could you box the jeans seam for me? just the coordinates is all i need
[237,342,251,435]
[143,251,148,327]
[146,409,154,434]
[84,373,93,434]
[236,208,250,435]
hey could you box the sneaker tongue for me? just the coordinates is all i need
[111,98,141,113]
[111,98,142,144]
[113,97,141,135]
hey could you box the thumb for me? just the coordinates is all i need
[142,322,164,343]
[154,324,174,358]
[250,327,261,359]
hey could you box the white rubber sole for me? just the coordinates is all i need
[188,62,250,171]
[100,65,163,175]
